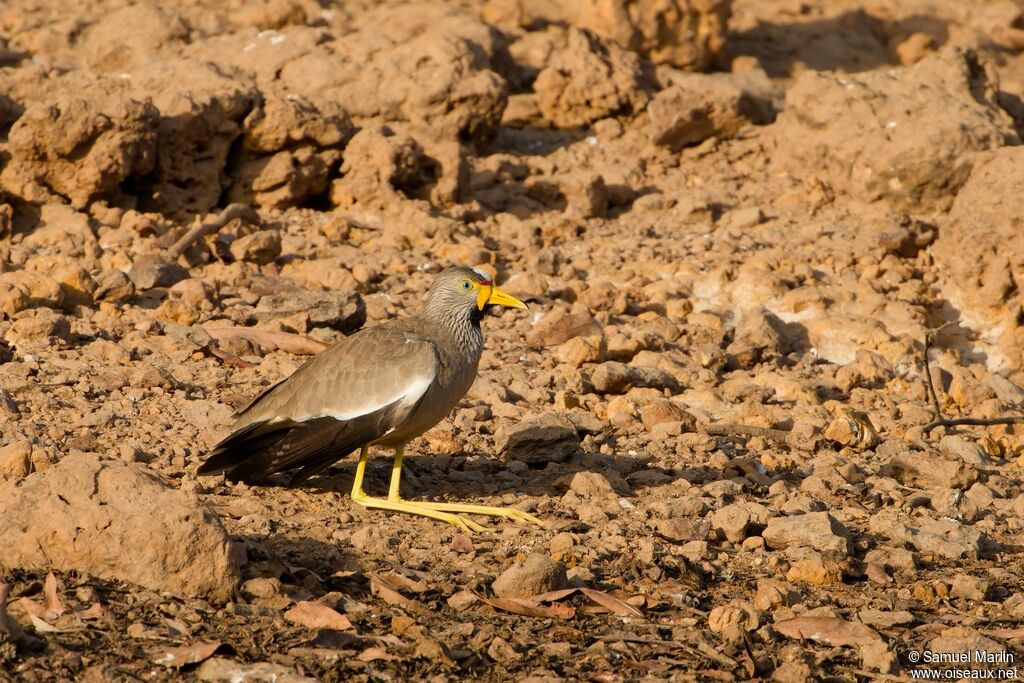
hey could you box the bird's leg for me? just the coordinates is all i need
[387,446,545,529]
[349,445,488,534]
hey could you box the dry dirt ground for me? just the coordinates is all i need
[2,0,1024,681]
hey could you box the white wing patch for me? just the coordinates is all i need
[292,370,434,423]
[471,267,492,283]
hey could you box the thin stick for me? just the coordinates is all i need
[920,321,1024,435]
[167,203,258,260]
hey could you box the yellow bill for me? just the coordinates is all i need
[476,285,528,311]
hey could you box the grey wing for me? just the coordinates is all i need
[234,327,440,432]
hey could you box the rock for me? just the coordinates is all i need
[6,310,72,343]
[951,574,991,601]
[726,308,783,369]
[709,501,772,543]
[128,255,189,290]
[649,70,776,149]
[860,640,900,675]
[857,609,915,629]
[754,579,800,611]
[771,47,1018,211]
[255,289,365,334]
[763,512,854,557]
[230,230,282,265]
[485,0,729,70]
[0,94,158,208]
[639,399,696,431]
[708,601,759,642]
[93,270,136,302]
[929,627,1003,661]
[0,281,29,317]
[653,518,710,544]
[534,28,652,128]
[0,271,64,309]
[868,512,987,560]
[863,546,918,572]
[279,20,507,143]
[786,557,844,585]
[823,408,880,450]
[937,147,1024,371]
[558,335,606,367]
[495,413,580,464]
[528,309,603,347]
[196,658,316,683]
[491,552,568,598]
[590,361,679,394]
[0,452,241,602]
[0,440,32,481]
[931,488,980,523]
[879,453,978,490]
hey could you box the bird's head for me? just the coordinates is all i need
[425,266,528,321]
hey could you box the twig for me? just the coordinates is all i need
[167,203,258,260]
[920,321,1024,435]
[703,423,791,442]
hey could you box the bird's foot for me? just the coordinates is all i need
[351,492,489,533]
[392,498,545,528]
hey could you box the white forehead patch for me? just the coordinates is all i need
[471,267,492,283]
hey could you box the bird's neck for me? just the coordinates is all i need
[422,307,484,360]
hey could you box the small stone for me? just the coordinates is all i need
[754,579,800,611]
[567,471,617,500]
[786,557,844,585]
[255,289,366,334]
[590,361,678,394]
[495,413,580,465]
[864,546,918,572]
[762,512,854,556]
[230,230,282,265]
[491,553,568,598]
[708,601,759,642]
[639,399,696,431]
[860,639,900,675]
[0,440,32,481]
[6,311,72,342]
[129,255,189,290]
[710,502,772,543]
[528,309,602,347]
[196,657,315,683]
[558,335,605,367]
[652,518,710,544]
[951,574,991,601]
[93,270,135,302]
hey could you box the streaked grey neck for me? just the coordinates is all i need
[422,305,484,361]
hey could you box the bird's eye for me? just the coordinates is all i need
[458,279,473,292]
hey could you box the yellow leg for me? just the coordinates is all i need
[349,445,489,534]
[387,446,545,529]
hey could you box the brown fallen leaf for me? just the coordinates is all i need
[284,601,354,631]
[773,616,880,647]
[153,640,225,668]
[483,596,576,620]
[29,614,61,633]
[447,590,478,610]
[369,573,425,612]
[358,646,397,662]
[42,572,65,619]
[206,327,327,356]
[579,588,643,617]
[986,628,1024,640]
[77,603,112,620]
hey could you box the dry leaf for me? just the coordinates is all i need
[579,588,643,617]
[284,601,354,631]
[529,588,579,602]
[358,646,397,662]
[78,603,112,620]
[19,597,48,619]
[29,614,61,633]
[206,327,327,355]
[446,590,478,610]
[205,345,254,368]
[773,616,880,647]
[154,640,225,668]
[43,573,65,619]
[164,617,192,638]
[375,572,425,593]
[986,628,1024,640]
[369,573,425,611]
[483,597,576,619]
[449,534,474,554]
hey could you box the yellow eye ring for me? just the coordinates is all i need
[458,279,474,292]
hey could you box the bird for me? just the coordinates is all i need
[197,266,543,533]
